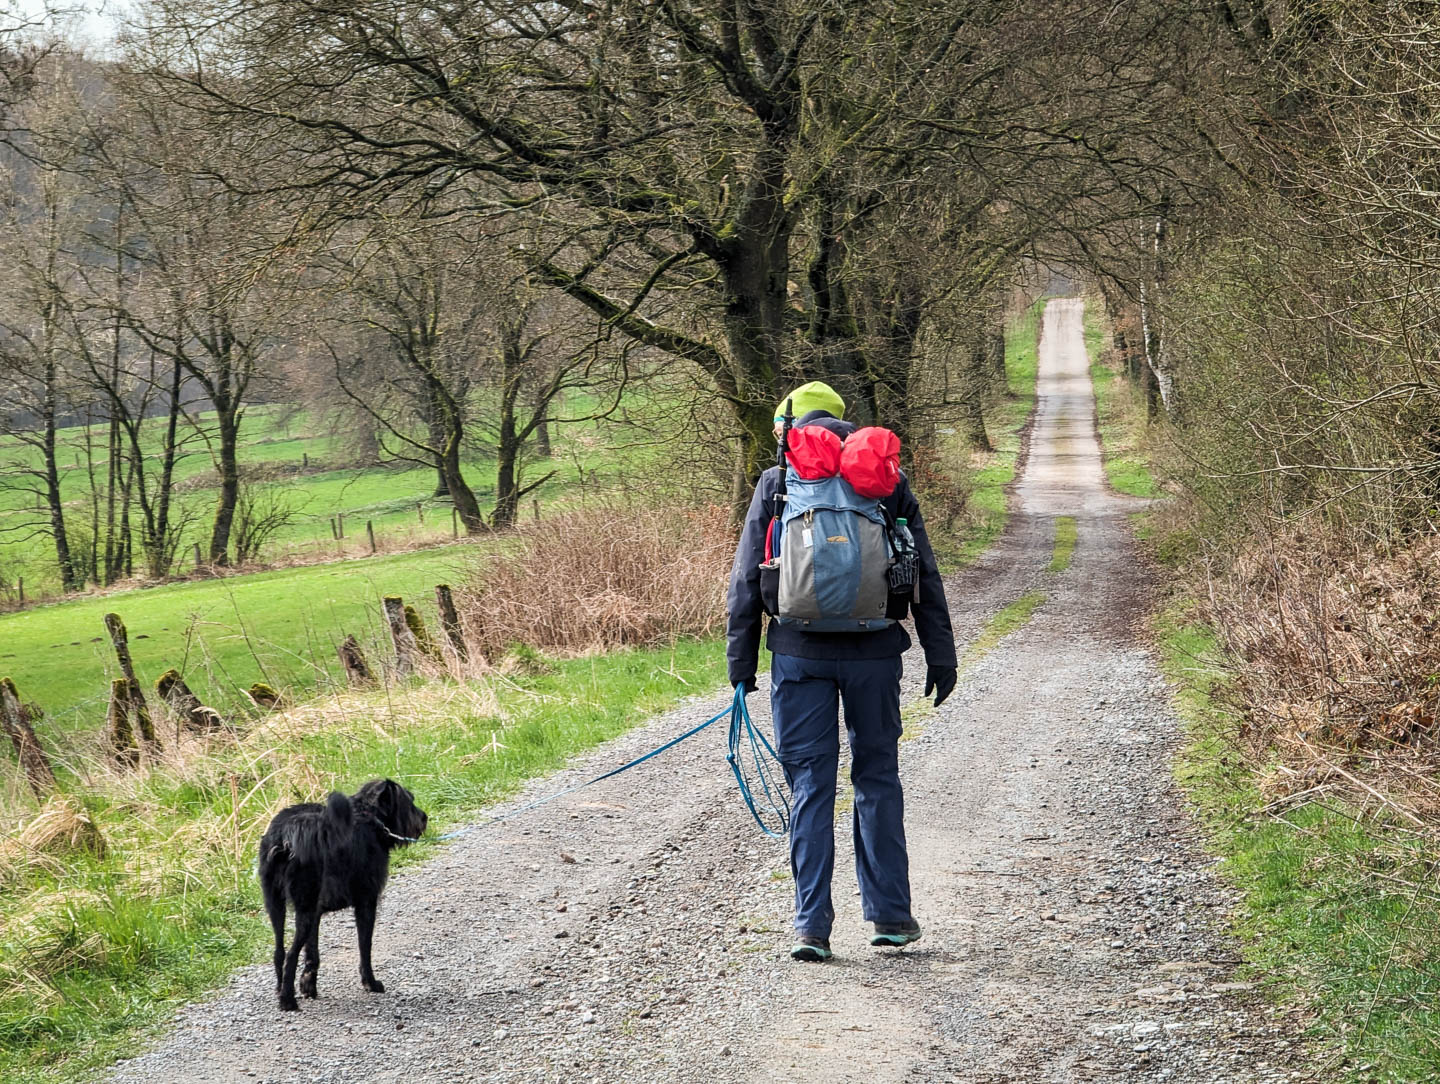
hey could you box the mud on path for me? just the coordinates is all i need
[106,299,1313,1084]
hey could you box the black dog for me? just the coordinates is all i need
[258,779,428,1011]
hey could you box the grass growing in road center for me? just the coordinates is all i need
[961,590,1047,672]
[1048,516,1077,573]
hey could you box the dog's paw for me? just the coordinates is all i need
[278,995,300,1012]
[299,975,318,999]
[362,979,385,994]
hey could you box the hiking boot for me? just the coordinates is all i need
[790,935,833,962]
[870,920,922,947]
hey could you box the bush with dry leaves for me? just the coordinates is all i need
[459,502,734,660]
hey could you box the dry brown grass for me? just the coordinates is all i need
[1205,527,1440,816]
[458,501,733,659]
[0,798,106,886]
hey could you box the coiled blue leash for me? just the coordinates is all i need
[399,685,789,845]
[725,684,791,838]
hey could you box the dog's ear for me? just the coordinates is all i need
[377,779,404,822]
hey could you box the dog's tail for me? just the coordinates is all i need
[324,790,353,831]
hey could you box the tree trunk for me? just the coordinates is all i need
[961,342,993,451]
[493,419,520,529]
[427,410,450,497]
[714,124,795,486]
[533,398,551,459]
[105,405,122,584]
[135,354,185,578]
[491,317,520,524]
[41,354,80,592]
[442,430,485,534]
[806,185,875,425]
[208,402,241,565]
[986,325,1008,395]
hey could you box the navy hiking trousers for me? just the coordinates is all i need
[770,652,911,939]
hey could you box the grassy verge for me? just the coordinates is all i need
[928,299,1042,572]
[1082,300,1161,498]
[0,638,728,1083]
[1159,607,1440,1080]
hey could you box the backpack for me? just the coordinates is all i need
[760,425,903,632]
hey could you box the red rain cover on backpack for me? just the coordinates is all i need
[785,425,843,480]
[839,426,901,498]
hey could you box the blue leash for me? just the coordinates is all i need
[407,686,789,845]
[725,684,791,838]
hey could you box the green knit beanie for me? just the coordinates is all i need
[774,380,845,424]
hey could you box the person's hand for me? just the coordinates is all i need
[734,676,758,695]
[924,665,957,708]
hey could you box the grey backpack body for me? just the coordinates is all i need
[775,471,893,631]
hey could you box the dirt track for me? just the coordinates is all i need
[106,299,1313,1083]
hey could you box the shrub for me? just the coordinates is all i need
[459,502,733,658]
[1205,527,1440,784]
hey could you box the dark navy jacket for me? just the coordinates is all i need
[725,413,958,687]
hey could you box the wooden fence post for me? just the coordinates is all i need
[404,604,441,661]
[417,502,424,525]
[248,683,285,710]
[367,520,376,554]
[451,507,459,539]
[107,678,139,768]
[337,635,373,685]
[0,678,57,799]
[435,584,468,662]
[330,517,339,541]
[533,499,540,523]
[337,514,345,539]
[383,596,418,675]
[103,613,158,754]
[193,543,203,570]
[156,669,224,735]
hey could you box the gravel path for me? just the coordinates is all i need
[106,299,1315,1083]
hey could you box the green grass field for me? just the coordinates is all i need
[0,546,479,733]
[0,392,672,732]
[0,396,655,599]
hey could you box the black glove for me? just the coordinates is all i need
[734,676,758,695]
[924,665,957,708]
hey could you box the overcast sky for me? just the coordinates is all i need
[11,2,130,49]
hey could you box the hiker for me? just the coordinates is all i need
[726,380,958,962]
